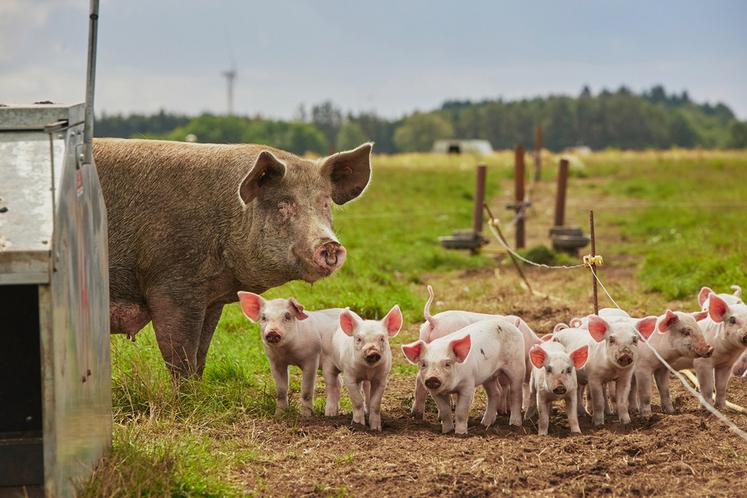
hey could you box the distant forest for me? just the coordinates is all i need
[96,85,747,155]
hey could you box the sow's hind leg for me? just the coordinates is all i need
[148,293,206,378]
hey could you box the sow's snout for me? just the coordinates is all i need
[552,386,567,395]
[313,240,347,275]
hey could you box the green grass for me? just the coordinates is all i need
[81,150,746,496]
[585,151,747,298]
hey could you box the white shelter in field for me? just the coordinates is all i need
[432,139,493,155]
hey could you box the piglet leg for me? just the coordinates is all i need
[454,388,475,435]
[344,375,366,425]
[412,377,428,420]
[367,378,386,431]
[566,392,581,434]
[433,393,454,434]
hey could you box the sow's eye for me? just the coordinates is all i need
[284,312,292,321]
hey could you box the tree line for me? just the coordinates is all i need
[96,85,747,154]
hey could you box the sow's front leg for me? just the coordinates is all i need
[149,293,206,378]
[196,303,225,376]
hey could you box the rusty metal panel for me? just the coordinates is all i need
[0,103,111,497]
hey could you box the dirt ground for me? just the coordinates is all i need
[224,178,747,497]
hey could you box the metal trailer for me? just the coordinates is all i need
[0,2,111,496]
[0,102,111,497]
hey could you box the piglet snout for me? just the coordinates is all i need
[552,386,567,395]
[741,335,747,345]
[617,354,633,366]
[314,241,346,272]
[365,352,382,364]
[698,346,714,358]
[425,377,442,389]
[265,330,282,344]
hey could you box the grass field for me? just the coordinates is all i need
[83,150,747,497]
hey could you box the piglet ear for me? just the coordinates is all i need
[288,298,309,320]
[553,323,569,333]
[529,345,547,368]
[732,285,743,299]
[658,310,678,333]
[541,333,554,342]
[692,310,709,322]
[709,294,729,323]
[340,310,359,336]
[570,318,583,328]
[450,335,471,363]
[237,291,264,322]
[383,305,403,337]
[570,346,589,369]
[588,316,609,342]
[636,316,658,339]
[698,287,714,307]
[401,341,425,364]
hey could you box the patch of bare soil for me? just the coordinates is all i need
[225,178,747,496]
[228,370,747,497]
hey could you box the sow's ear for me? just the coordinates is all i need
[238,150,287,206]
[321,143,372,205]
[238,291,264,322]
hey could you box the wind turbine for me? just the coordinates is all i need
[222,33,237,116]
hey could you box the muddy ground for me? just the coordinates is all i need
[224,178,747,497]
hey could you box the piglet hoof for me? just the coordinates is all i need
[538,429,549,436]
[592,417,604,427]
[619,415,631,425]
[570,428,582,435]
[274,407,287,417]
[300,407,313,418]
[411,409,424,421]
[441,422,454,434]
[324,406,338,417]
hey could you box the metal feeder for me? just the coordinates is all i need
[439,164,489,254]
[0,2,111,496]
[549,226,590,255]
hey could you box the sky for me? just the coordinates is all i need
[2,0,746,119]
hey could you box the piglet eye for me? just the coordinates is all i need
[444,361,452,368]
[681,329,690,336]
[260,314,266,321]
[632,336,639,344]
[355,337,362,344]
[565,368,572,374]
[420,361,427,368]
[284,312,292,321]
[729,317,737,325]
[545,366,551,373]
[608,337,616,344]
